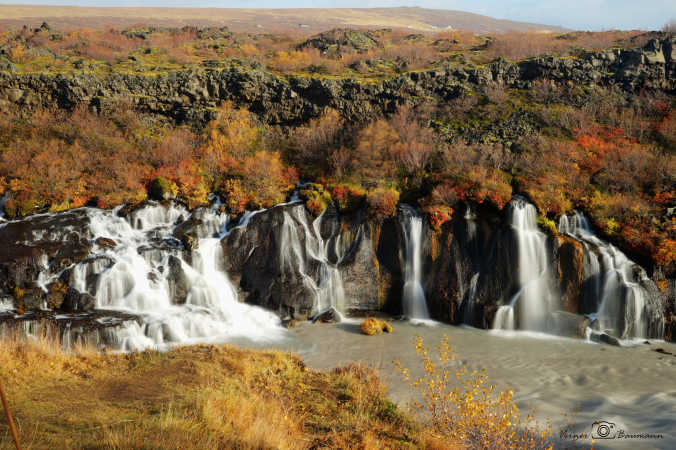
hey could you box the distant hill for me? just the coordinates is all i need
[0,6,567,33]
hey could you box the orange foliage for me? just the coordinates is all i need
[423,205,453,231]
[201,103,298,213]
[330,183,366,213]
[440,141,513,210]
[366,187,400,218]
[269,50,312,71]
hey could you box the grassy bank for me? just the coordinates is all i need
[0,330,452,449]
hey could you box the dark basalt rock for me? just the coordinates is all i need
[555,236,584,314]
[95,237,117,249]
[313,306,341,323]
[60,287,96,312]
[0,210,92,298]
[221,204,317,320]
[1,35,673,129]
[166,255,189,305]
[424,204,520,329]
[221,203,402,320]
[16,286,44,311]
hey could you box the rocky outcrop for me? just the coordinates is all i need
[0,209,93,311]
[220,202,402,319]
[1,35,673,128]
[297,28,386,54]
[555,236,584,314]
[0,197,671,342]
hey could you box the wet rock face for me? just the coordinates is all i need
[222,204,316,320]
[60,287,96,312]
[0,209,92,310]
[221,203,401,319]
[423,206,518,329]
[555,236,584,314]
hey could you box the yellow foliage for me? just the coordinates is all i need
[394,335,553,449]
[360,317,393,335]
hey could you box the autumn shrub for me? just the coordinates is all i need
[149,176,178,201]
[201,103,298,213]
[299,183,333,216]
[287,108,346,176]
[395,335,553,449]
[536,215,558,236]
[656,105,676,150]
[330,183,366,213]
[366,186,400,218]
[423,205,454,231]
[269,50,312,71]
[360,317,393,335]
[351,119,398,185]
[0,105,148,214]
[440,141,513,210]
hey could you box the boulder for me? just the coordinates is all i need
[166,255,189,304]
[60,287,96,312]
[313,306,341,324]
[95,237,117,249]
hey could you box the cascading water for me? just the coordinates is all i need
[400,205,430,320]
[558,212,664,339]
[493,197,557,331]
[460,205,480,324]
[279,205,345,317]
[65,202,284,351]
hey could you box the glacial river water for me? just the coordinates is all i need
[234,320,676,449]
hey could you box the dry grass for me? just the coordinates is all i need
[0,6,564,34]
[0,327,442,449]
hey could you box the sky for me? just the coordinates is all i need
[1,0,675,31]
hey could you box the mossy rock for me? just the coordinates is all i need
[537,215,558,235]
[149,177,178,201]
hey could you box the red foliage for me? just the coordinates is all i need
[366,187,400,218]
[330,183,365,213]
[423,205,454,231]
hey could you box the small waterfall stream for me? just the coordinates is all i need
[558,212,664,339]
[279,205,345,317]
[493,197,557,332]
[400,205,430,320]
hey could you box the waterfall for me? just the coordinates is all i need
[279,205,345,317]
[460,205,479,324]
[68,202,284,351]
[558,212,664,339]
[463,273,479,324]
[400,205,430,320]
[0,192,7,220]
[493,197,557,331]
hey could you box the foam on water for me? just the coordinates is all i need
[69,201,285,351]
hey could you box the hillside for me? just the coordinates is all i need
[0,6,567,33]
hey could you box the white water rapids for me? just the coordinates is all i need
[70,202,283,351]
